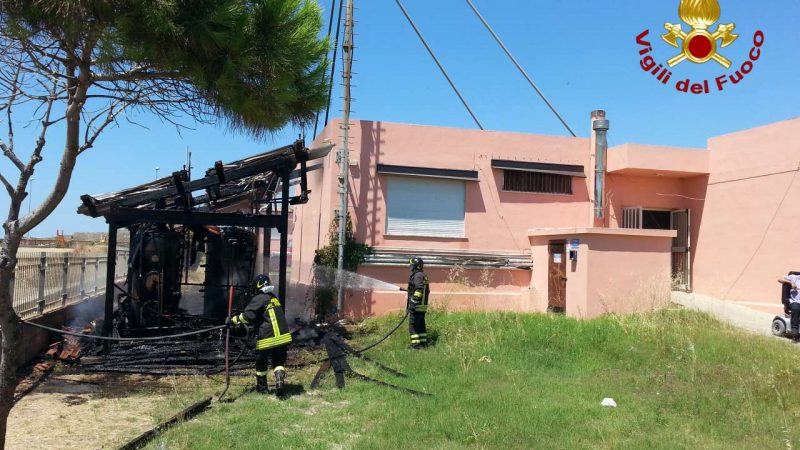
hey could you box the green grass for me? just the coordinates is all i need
[146,308,800,449]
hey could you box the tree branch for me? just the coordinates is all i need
[92,66,180,83]
[0,172,14,198]
[0,140,24,172]
[79,100,127,154]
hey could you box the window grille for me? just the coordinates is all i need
[502,170,572,194]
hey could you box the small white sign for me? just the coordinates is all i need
[553,253,562,264]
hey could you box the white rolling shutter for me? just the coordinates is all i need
[386,176,465,238]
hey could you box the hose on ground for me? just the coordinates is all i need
[22,320,225,341]
[290,311,409,368]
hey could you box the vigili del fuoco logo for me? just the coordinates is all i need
[636,0,764,94]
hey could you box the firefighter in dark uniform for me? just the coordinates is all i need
[407,257,430,349]
[227,274,292,393]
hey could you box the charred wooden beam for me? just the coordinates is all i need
[110,207,285,230]
[214,160,226,184]
[77,141,305,217]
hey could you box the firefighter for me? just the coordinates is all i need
[407,257,430,349]
[226,274,292,393]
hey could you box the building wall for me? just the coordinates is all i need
[344,120,592,250]
[692,117,800,313]
[341,266,534,320]
[606,174,691,227]
[290,119,593,317]
[529,229,674,319]
[294,117,800,320]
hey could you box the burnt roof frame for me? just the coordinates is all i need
[79,140,308,218]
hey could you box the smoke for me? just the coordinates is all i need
[66,295,106,329]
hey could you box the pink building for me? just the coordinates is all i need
[289,112,800,319]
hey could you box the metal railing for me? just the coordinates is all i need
[12,250,128,319]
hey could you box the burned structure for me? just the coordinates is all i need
[77,140,332,338]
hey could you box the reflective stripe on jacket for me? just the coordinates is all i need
[407,271,429,312]
[232,293,292,350]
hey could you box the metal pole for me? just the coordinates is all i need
[27,178,34,214]
[592,115,610,219]
[36,252,46,314]
[465,0,575,137]
[336,0,354,313]
[103,223,118,350]
[278,171,290,307]
[61,254,69,306]
[80,257,86,299]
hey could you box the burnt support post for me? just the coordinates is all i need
[103,222,118,349]
[263,227,272,277]
[278,169,290,307]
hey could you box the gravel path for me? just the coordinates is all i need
[671,291,778,337]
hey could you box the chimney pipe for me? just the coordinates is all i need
[592,110,610,219]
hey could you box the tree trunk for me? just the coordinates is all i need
[0,62,84,447]
[0,233,22,449]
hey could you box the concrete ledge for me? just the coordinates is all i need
[528,227,676,238]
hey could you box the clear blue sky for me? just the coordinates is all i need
[2,0,798,236]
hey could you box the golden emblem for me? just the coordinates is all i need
[662,0,738,68]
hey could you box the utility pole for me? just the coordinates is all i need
[336,0,354,313]
[27,177,34,214]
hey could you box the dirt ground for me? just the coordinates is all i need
[7,372,222,450]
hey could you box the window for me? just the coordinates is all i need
[622,207,672,230]
[502,169,573,194]
[386,176,465,238]
[622,206,642,229]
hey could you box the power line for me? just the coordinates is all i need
[318,0,346,136]
[394,0,484,130]
[465,0,576,137]
[312,0,340,138]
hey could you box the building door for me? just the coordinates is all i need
[548,241,567,312]
[671,209,691,291]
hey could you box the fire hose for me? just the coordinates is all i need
[289,310,409,368]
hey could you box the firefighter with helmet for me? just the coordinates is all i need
[407,257,430,349]
[227,274,292,393]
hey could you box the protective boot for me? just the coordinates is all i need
[274,366,286,392]
[255,374,269,393]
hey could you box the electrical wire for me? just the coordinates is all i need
[394,0,484,130]
[722,167,800,299]
[464,0,576,137]
[322,0,345,131]
[655,193,706,201]
[21,321,225,341]
[313,0,342,138]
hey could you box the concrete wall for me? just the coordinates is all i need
[692,117,800,313]
[338,265,533,320]
[529,228,674,319]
